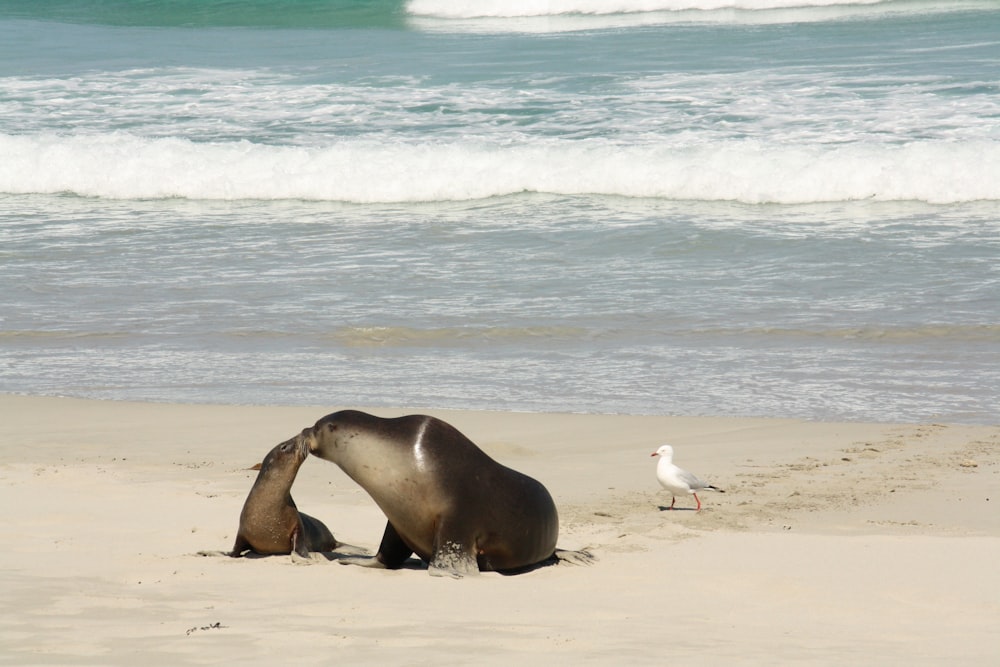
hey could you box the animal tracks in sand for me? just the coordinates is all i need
[559,424,1000,553]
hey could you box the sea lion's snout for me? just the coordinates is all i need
[300,428,319,454]
[274,436,307,463]
[295,432,311,458]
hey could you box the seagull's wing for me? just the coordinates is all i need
[676,467,709,491]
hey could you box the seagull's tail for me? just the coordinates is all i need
[707,484,725,493]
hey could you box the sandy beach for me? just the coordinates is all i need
[1,394,997,665]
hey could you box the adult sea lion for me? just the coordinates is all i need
[284,410,592,577]
[226,436,339,560]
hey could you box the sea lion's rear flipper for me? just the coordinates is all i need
[299,511,339,552]
[428,541,479,578]
[428,519,480,578]
[553,548,597,566]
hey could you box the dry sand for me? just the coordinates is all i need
[1,394,998,665]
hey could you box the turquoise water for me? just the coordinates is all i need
[2,0,999,423]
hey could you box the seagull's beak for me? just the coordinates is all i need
[650,452,658,457]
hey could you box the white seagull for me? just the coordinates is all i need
[651,444,724,511]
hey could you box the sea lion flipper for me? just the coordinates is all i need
[553,548,597,566]
[372,521,414,570]
[333,523,405,569]
[428,553,478,578]
[337,555,387,568]
[299,512,339,552]
[291,523,312,560]
[228,535,251,558]
[332,542,370,557]
[428,526,480,578]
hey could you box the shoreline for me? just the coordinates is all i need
[1,394,998,664]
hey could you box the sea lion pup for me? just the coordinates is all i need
[289,409,594,577]
[201,436,340,562]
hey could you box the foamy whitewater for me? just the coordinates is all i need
[1,0,998,423]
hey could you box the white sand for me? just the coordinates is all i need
[1,395,998,665]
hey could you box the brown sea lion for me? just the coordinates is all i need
[281,410,593,577]
[227,436,339,559]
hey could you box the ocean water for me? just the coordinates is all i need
[1,0,998,424]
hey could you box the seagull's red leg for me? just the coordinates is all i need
[694,493,702,511]
[670,496,676,510]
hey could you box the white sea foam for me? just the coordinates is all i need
[405,0,992,31]
[7,67,995,148]
[3,133,998,204]
[409,0,887,18]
